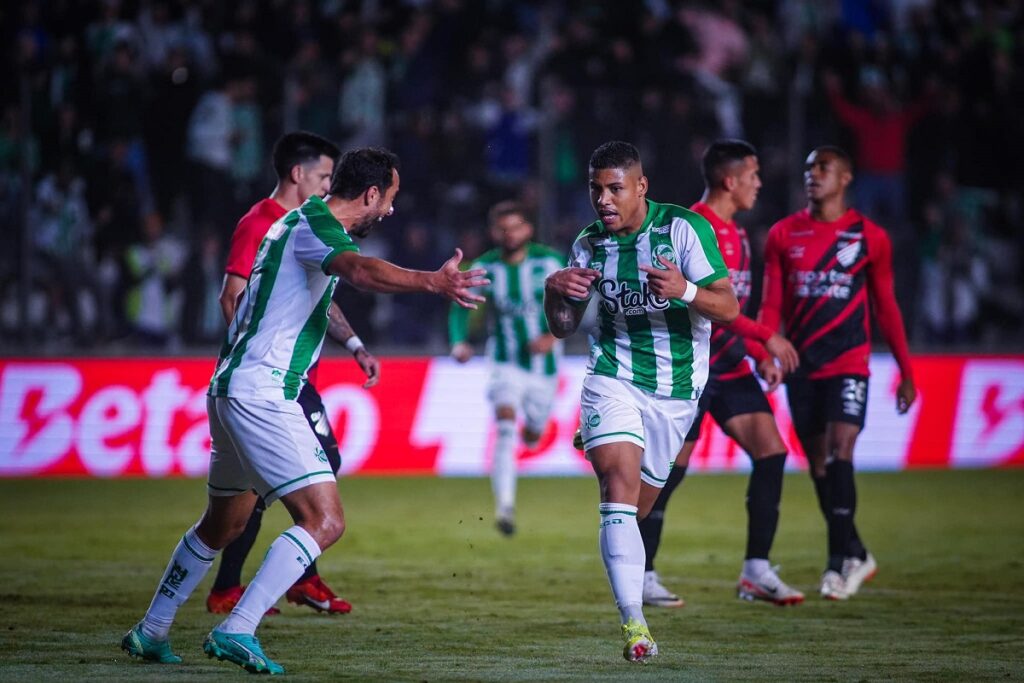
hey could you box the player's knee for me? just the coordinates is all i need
[305,513,345,549]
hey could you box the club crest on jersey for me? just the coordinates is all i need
[651,244,676,270]
[836,240,861,267]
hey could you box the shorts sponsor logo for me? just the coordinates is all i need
[841,378,867,417]
[651,243,677,270]
[314,447,328,464]
[586,411,601,428]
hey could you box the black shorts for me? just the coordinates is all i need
[685,372,773,442]
[785,374,869,440]
[298,382,342,476]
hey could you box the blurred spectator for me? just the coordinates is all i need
[185,76,241,238]
[123,212,186,347]
[30,158,101,344]
[338,29,387,150]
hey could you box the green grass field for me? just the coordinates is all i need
[1,470,1022,682]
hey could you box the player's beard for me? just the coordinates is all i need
[348,207,388,238]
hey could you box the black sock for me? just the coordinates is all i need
[825,460,856,573]
[745,453,786,560]
[298,559,319,583]
[812,472,830,522]
[639,465,688,571]
[213,498,265,591]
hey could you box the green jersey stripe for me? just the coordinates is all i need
[212,214,297,394]
[283,282,335,400]
[282,531,314,565]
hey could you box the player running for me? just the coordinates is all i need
[205,131,379,617]
[449,201,564,536]
[545,141,738,663]
[759,146,917,600]
[121,148,488,675]
[637,140,805,609]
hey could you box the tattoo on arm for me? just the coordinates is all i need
[326,302,356,344]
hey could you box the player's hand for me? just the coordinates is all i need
[757,358,784,392]
[545,267,599,301]
[896,377,916,414]
[451,342,474,363]
[764,333,799,374]
[639,256,687,300]
[354,347,380,388]
[529,334,556,355]
[437,248,489,309]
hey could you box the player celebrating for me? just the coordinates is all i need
[638,140,805,609]
[449,201,564,536]
[206,131,379,617]
[759,146,916,600]
[545,141,738,663]
[121,148,489,674]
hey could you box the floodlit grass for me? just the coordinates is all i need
[0,470,1022,681]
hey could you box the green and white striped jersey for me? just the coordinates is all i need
[449,243,564,376]
[209,196,359,400]
[569,200,729,399]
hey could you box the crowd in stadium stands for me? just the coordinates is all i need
[2,0,1021,351]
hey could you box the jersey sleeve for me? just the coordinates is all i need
[293,211,360,274]
[723,313,775,344]
[865,223,914,381]
[224,214,266,279]
[758,224,784,333]
[675,215,730,287]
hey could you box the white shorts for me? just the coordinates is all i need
[579,374,699,488]
[206,396,337,505]
[488,363,558,434]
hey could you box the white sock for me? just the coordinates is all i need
[219,526,322,635]
[491,418,517,518]
[598,503,646,626]
[743,558,771,578]
[141,525,219,641]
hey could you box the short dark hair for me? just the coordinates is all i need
[272,131,341,180]
[329,147,400,199]
[702,139,757,188]
[811,145,853,172]
[488,200,529,226]
[589,141,641,171]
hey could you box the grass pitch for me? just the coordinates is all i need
[0,470,1022,682]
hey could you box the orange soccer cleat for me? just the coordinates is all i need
[285,575,353,614]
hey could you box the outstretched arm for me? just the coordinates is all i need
[328,248,489,309]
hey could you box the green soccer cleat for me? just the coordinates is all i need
[621,618,658,663]
[120,623,182,664]
[203,629,284,675]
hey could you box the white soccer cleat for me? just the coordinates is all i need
[841,552,877,595]
[737,565,805,606]
[642,571,684,608]
[819,570,850,601]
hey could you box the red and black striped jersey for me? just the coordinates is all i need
[759,208,913,380]
[690,202,773,380]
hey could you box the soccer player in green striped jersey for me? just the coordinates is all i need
[122,148,489,675]
[449,201,565,536]
[544,141,739,663]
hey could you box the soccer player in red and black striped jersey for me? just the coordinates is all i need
[759,146,917,600]
[637,140,806,608]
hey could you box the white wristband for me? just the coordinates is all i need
[680,280,698,304]
[345,335,365,354]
